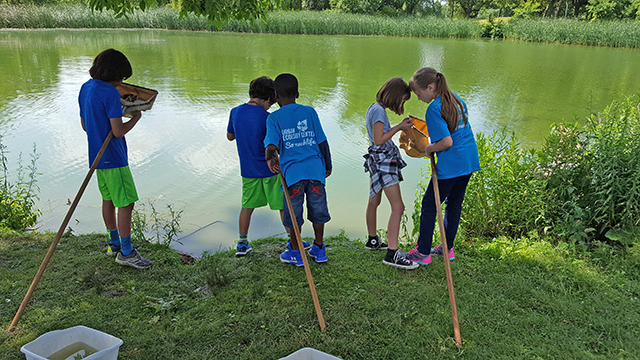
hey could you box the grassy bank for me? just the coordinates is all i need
[3,4,640,47]
[505,18,640,48]
[1,230,640,359]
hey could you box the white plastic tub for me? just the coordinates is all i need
[20,326,122,360]
[280,347,342,360]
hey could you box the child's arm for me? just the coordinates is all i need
[318,140,332,178]
[265,144,280,174]
[372,118,413,146]
[425,136,453,157]
[227,132,235,141]
[80,117,86,132]
[109,110,142,138]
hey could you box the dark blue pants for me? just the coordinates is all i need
[417,173,472,254]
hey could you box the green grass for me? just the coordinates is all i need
[0,3,474,38]
[504,18,640,48]
[3,4,640,47]
[1,230,640,359]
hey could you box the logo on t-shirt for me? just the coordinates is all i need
[297,119,308,132]
[282,118,316,149]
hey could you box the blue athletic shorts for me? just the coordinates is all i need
[282,180,331,228]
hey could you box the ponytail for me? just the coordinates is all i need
[410,68,467,134]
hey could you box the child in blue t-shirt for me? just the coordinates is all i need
[78,49,152,269]
[227,76,285,256]
[405,67,481,265]
[264,73,332,266]
[363,77,417,270]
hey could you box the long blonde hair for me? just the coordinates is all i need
[409,67,467,134]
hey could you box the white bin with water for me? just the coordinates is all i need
[280,347,342,360]
[20,326,122,360]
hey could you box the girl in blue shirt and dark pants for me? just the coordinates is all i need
[405,67,481,265]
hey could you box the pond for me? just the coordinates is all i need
[1,29,639,255]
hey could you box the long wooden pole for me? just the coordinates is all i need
[429,154,462,348]
[8,132,114,332]
[279,173,327,332]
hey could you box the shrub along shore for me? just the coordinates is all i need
[2,3,640,48]
[1,231,640,359]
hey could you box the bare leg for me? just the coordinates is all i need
[239,208,255,234]
[366,191,382,237]
[102,200,117,230]
[313,223,324,246]
[382,184,404,250]
[287,226,301,250]
[117,203,135,237]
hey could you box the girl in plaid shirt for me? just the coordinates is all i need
[363,77,417,270]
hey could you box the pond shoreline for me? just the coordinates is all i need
[2,4,640,48]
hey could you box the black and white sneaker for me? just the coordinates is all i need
[382,250,419,270]
[364,235,388,250]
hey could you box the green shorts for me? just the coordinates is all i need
[242,175,284,210]
[96,166,139,208]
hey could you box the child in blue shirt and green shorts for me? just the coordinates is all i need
[79,49,152,269]
[227,76,285,256]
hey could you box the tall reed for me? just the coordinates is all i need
[2,4,639,47]
[0,4,482,38]
[504,18,640,48]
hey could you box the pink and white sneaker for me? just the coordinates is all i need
[431,244,455,260]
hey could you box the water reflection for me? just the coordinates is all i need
[1,29,639,255]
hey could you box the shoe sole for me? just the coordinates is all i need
[364,246,388,250]
[433,254,455,261]
[310,256,327,263]
[115,259,152,269]
[382,260,419,270]
[280,258,304,266]
[407,259,431,266]
[236,248,252,257]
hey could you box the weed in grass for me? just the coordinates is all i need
[132,198,184,246]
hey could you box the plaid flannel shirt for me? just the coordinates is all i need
[363,142,407,198]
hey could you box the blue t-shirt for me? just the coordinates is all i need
[227,103,274,178]
[78,79,128,169]
[264,103,328,186]
[425,94,481,180]
[365,102,394,147]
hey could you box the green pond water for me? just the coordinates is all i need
[1,29,639,255]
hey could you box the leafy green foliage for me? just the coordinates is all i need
[462,129,549,238]
[0,138,41,231]
[87,0,271,26]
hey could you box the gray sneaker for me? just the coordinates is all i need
[115,249,153,269]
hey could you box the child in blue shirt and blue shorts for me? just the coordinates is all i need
[227,76,285,256]
[265,74,333,266]
[78,49,152,269]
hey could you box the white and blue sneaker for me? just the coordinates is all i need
[280,248,304,266]
[309,243,328,263]
[236,241,252,257]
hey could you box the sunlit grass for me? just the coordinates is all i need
[1,230,640,359]
[504,18,640,48]
[3,4,639,47]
